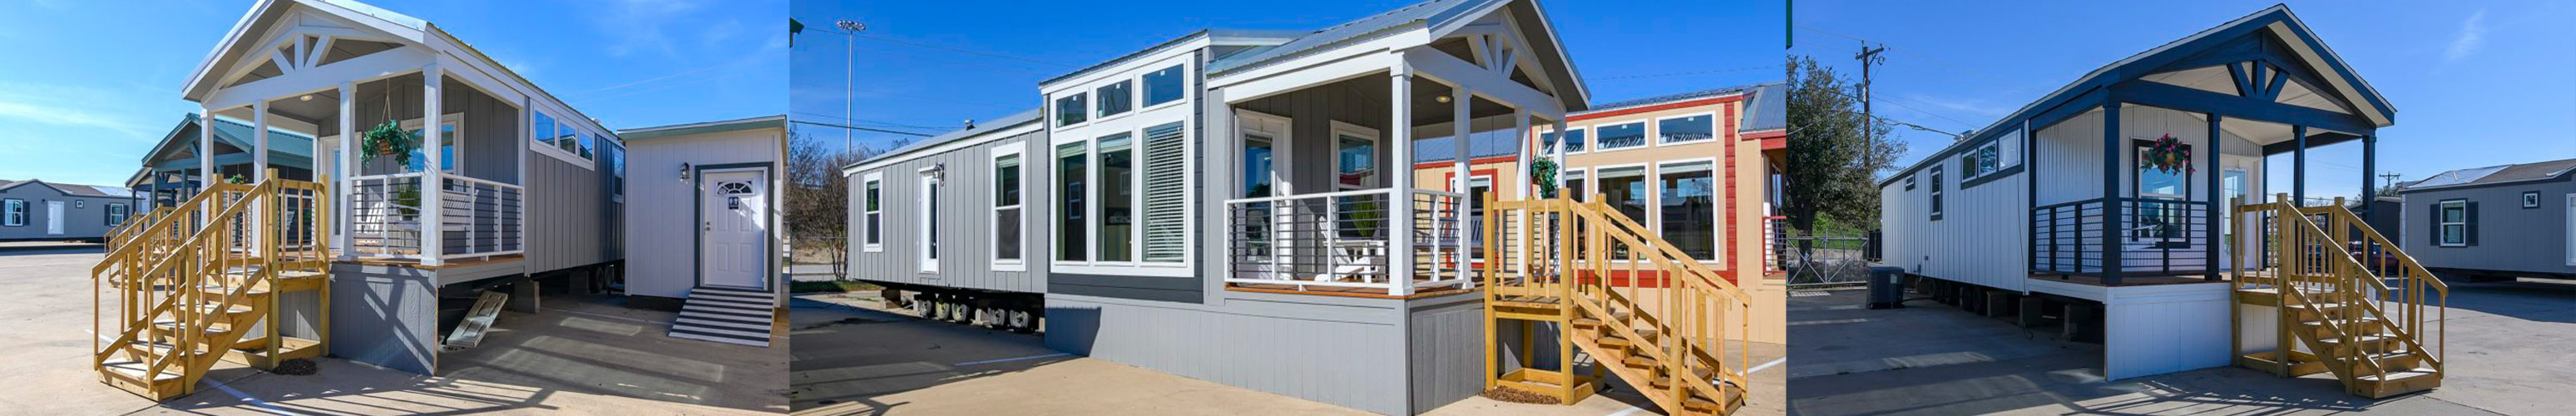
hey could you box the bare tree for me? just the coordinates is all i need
[785,128,907,280]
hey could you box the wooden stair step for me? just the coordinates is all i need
[1647,366,1717,389]
[150,319,239,336]
[100,359,183,383]
[2356,369,2442,399]
[1622,354,1659,369]
[1491,296,1565,310]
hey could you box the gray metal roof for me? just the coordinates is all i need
[1206,0,1491,76]
[2401,157,2576,192]
[1041,29,1306,87]
[848,108,1044,169]
[1575,85,1761,116]
[0,179,136,198]
[619,115,787,141]
[1738,83,1787,133]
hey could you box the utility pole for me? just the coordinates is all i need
[838,20,867,156]
[1853,43,1887,176]
[2380,172,2403,196]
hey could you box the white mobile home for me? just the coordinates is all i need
[621,116,790,346]
[1876,6,2444,394]
[2398,158,2576,280]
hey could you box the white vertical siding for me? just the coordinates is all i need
[624,128,785,300]
[2036,110,2106,206]
[2099,283,2232,379]
[1881,141,2030,291]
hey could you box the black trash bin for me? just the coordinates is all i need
[1867,267,1906,310]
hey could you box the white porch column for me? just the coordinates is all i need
[1551,118,1568,196]
[421,65,445,266]
[198,107,214,195]
[1451,86,1471,289]
[337,82,356,260]
[253,100,269,182]
[1513,109,1529,201]
[1388,64,1415,296]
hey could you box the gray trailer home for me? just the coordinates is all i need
[844,1,1595,414]
[0,179,142,241]
[621,116,790,346]
[156,0,629,375]
[127,113,319,206]
[842,109,1050,332]
[2399,158,2576,280]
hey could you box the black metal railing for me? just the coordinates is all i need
[2030,197,2214,277]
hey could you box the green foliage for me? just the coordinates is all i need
[789,280,880,294]
[361,119,417,166]
[1530,158,1560,199]
[1784,54,1905,232]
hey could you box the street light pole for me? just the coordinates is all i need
[837,21,867,156]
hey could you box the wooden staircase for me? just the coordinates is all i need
[2231,195,2445,399]
[1481,196,1753,415]
[91,174,331,401]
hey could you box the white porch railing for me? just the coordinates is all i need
[348,172,522,262]
[1224,188,1471,295]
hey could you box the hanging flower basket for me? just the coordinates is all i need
[2143,134,2193,174]
[1530,158,1560,199]
[361,119,417,167]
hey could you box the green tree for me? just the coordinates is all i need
[785,128,908,280]
[1783,54,1903,235]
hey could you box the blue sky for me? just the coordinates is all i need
[790,0,1785,155]
[0,0,785,186]
[1795,1,2576,201]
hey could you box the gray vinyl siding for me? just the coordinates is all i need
[0,186,134,240]
[847,131,1046,294]
[2403,178,2576,275]
[527,152,615,272]
[1046,292,1415,415]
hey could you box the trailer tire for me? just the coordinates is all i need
[1006,309,1035,334]
[909,293,933,318]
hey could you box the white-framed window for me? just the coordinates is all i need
[1656,112,1717,145]
[1562,168,1589,201]
[991,146,1026,270]
[2439,200,2468,246]
[1929,166,1944,220]
[862,172,883,252]
[1096,80,1133,118]
[1903,175,1916,191]
[1332,121,1382,191]
[918,167,941,273]
[1595,121,1647,151]
[401,113,464,173]
[531,109,559,147]
[1659,161,1719,260]
[106,203,128,226]
[1140,64,1185,107]
[1055,92,1088,127]
[1138,121,1189,263]
[2524,191,2541,208]
[528,108,593,166]
[2,199,22,226]
[1960,141,2001,180]
[1096,132,1135,263]
[1055,141,1089,262]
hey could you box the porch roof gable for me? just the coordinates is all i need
[1204,0,1587,111]
[1878,4,2393,189]
[179,0,431,102]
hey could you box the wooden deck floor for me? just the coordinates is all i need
[338,254,525,270]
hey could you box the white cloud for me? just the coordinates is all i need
[2444,9,2488,62]
[0,83,161,139]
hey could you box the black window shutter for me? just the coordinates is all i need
[2465,201,2480,245]
[2429,203,2440,240]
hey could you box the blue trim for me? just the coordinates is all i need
[2100,102,2124,285]
[1959,165,2023,190]
[2109,80,2375,134]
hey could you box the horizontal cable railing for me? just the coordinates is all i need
[440,176,524,260]
[2030,197,2213,276]
[348,172,522,262]
[1223,188,1468,295]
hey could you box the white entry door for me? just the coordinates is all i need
[700,170,770,290]
[45,201,64,235]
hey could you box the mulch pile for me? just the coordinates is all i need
[1479,386,1561,404]
[272,359,318,375]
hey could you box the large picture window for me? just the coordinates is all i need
[1600,166,1648,256]
[993,149,1024,266]
[1097,133,1135,262]
[1057,142,1089,261]
[1139,121,1189,263]
[1141,64,1184,106]
[1657,114,1715,144]
[2134,142,2189,241]
[1595,121,1646,151]
[862,173,882,251]
[1660,161,1718,260]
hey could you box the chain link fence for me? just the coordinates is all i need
[1771,219,1876,288]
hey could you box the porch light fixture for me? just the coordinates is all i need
[1435,95,1451,103]
[299,94,313,102]
[680,162,693,181]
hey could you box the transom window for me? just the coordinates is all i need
[1657,114,1715,144]
[1055,93,1088,126]
[1595,121,1646,151]
[719,181,755,195]
[1141,64,1184,106]
[1096,81,1133,118]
